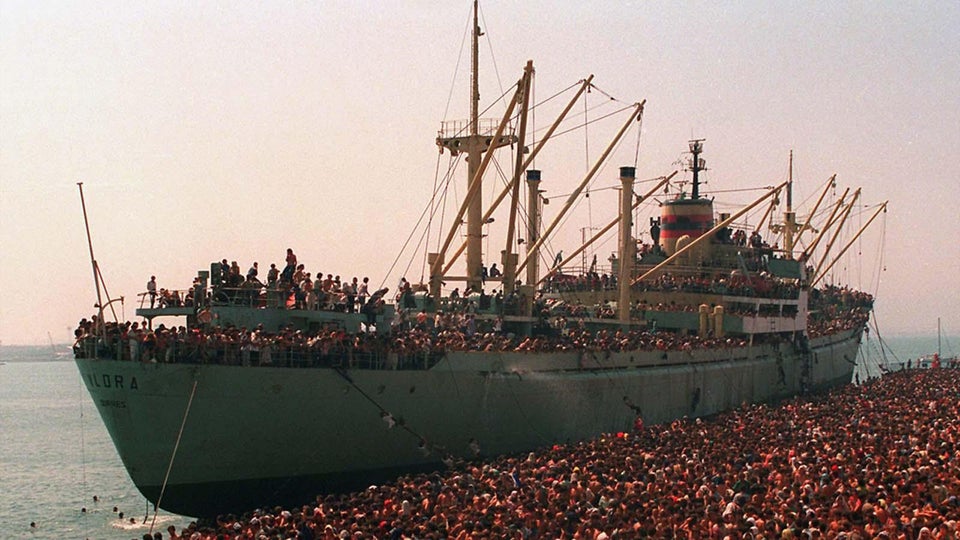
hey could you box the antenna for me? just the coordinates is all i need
[687,139,706,199]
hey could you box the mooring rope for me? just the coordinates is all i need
[150,379,198,534]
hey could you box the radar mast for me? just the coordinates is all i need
[688,138,706,199]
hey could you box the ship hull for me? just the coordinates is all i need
[76,327,862,516]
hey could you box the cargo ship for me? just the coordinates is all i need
[73,2,882,518]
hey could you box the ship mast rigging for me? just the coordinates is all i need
[430,1,645,300]
[434,0,517,293]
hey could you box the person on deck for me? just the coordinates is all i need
[357,277,370,310]
[281,248,297,282]
[146,276,157,308]
[267,264,279,288]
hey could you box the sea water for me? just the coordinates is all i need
[0,347,194,540]
[0,335,955,539]
[854,331,958,381]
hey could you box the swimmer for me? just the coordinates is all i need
[118,511,124,519]
[81,507,87,513]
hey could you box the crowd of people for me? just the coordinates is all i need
[76,246,874,368]
[806,286,874,339]
[149,250,376,314]
[73,317,755,368]
[142,368,959,539]
[543,271,800,301]
[153,256,800,315]
[76,277,871,367]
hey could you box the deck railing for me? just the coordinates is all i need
[74,336,442,371]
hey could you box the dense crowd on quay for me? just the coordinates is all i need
[142,368,959,540]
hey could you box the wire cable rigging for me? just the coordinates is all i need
[149,380,198,536]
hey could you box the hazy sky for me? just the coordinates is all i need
[1,1,958,346]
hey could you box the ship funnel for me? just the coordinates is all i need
[662,140,713,257]
[525,169,543,288]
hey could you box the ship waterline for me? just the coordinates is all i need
[77,327,860,517]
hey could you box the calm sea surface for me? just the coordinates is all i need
[0,334,955,539]
[0,347,193,540]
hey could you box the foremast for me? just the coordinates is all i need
[435,0,517,292]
